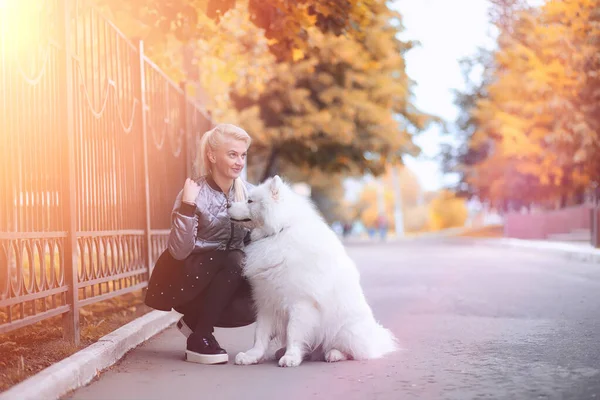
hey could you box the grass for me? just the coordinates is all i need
[0,290,151,393]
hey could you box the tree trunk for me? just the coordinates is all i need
[574,188,585,205]
[261,148,280,182]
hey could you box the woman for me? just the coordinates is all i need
[145,123,255,365]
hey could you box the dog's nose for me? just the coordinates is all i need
[227,202,231,209]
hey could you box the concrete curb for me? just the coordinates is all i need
[448,237,600,264]
[0,310,180,400]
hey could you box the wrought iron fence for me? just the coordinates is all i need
[0,0,211,343]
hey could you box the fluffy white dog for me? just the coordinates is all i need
[228,175,398,367]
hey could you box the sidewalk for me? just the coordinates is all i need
[447,236,600,264]
[0,310,180,400]
[2,234,599,400]
[345,229,600,264]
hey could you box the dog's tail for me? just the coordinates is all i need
[367,322,399,359]
[340,320,399,360]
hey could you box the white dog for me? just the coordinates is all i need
[228,175,398,367]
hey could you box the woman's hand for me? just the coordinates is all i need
[182,178,201,205]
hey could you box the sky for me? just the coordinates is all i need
[344,0,497,201]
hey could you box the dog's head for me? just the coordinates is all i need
[228,175,288,231]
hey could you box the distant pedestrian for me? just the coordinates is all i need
[343,222,353,238]
[376,214,388,241]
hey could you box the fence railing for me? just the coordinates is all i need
[0,0,211,344]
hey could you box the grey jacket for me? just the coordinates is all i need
[167,176,253,260]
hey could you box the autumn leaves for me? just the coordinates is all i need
[98,0,433,183]
[451,0,600,209]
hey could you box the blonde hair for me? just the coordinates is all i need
[197,123,252,202]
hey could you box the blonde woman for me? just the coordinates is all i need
[145,124,255,365]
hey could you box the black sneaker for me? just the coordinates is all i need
[207,334,227,353]
[185,333,228,364]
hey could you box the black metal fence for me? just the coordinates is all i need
[0,0,212,343]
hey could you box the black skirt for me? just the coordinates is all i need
[144,249,256,328]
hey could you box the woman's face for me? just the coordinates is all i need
[210,137,248,181]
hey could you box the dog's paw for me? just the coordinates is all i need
[278,354,302,368]
[324,349,347,363]
[235,351,260,365]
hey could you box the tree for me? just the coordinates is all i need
[351,165,428,232]
[381,163,423,208]
[353,183,395,230]
[428,190,468,231]
[96,0,383,62]
[98,0,431,183]
[230,4,432,181]
[442,47,495,199]
[449,0,600,210]
[579,3,600,181]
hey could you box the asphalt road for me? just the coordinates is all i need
[65,239,600,400]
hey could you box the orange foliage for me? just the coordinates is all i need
[453,0,600,208]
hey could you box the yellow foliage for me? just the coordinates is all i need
[428,191,468,231]
[456,0,600,208]
[353,173,464,233]
[97,0,430,179]
[222,5,431,175]
[403,204,430,233]
[292,49,305,62]
[194,4,277,121]
[352,165,430,232]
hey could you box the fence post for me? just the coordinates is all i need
[180,82,192,179]
[136,40,154,282]
[60,0,80,345]
[592,207,600,248]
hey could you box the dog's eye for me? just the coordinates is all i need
[247,199,253,204]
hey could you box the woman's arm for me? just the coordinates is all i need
[167,189,199,260]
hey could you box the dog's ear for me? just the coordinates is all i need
[270,175,282,200]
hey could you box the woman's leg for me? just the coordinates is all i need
[192,250,245,335]
[185,250,245,364]
[173,297,202,338]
